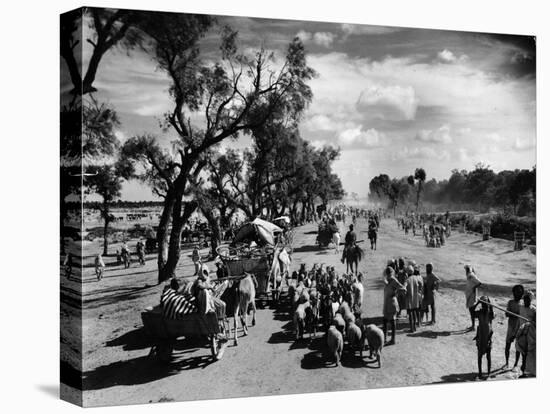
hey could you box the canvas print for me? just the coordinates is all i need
[60,7,536,407]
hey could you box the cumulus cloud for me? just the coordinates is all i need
[313,32,336,47]
[302,113,357,133]
[392,146,450,161]
[437,49,457,63]
[296,30,312,42]
[355,84,418,121]
[415,125,452,144]
[337,127,386,149]
[436,49,468,64]
[486,132,504,142]
[114,130,126,142]
[296,30,336,47]
[513,137,536,150]
[303,114,335,131]
[341,23,401,37]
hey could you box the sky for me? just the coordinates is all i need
[76,12,536,201]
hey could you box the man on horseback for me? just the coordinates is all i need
[341,224,357,264]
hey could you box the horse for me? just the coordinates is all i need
[343,244,364,276]
[368,227,377,250]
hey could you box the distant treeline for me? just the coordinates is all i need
[67,200,164,210]
[369,164,536,217]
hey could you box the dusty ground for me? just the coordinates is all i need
[60,217,536,407]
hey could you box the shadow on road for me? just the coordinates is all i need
[268,329,294,344]
[432,372,478,383]
[82,353,216,391]
[293,245,322,253]
[406,329,470,339]
[106,327,155,351]
[82,284,157,309]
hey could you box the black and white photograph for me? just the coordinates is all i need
[58,4,537,408]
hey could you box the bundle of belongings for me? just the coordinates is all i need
[160,279,198,319]
[160,266,229,320]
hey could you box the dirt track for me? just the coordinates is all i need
[60,217,536,407]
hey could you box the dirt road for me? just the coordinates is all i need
[61,217,536,407]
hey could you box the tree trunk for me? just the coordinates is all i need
[159,199,197,283]
[102,200,110,256]
[160,198,184,283]
[203,209,221,259]
[156,191,175,283]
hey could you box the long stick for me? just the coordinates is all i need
[478,298,534,324]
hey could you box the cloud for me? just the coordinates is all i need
[437,49,457,63]
[355,84,418,121]
[341,23,401,37]
[114,130,126,142]
[457,147,470,162]
[486,132,504,142]
[337,127,386,149]
[313,32,336,47]
[296,30,337,47]
[296,30,312,42]
[513,137,536,150]
[392,146,450,161]
[436,49,468,64]
[303,114,335,131]
[302,113,357,133]
[415,125,452,144]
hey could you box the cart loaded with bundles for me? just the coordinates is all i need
[217,218,291,306]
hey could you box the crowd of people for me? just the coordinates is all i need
[398,212,450,248]
[78,203,536,381]
[381,259,441,345]
[463,265,536,379]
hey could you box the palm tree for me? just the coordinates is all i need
[414,168,426,212]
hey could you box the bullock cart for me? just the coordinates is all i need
[217,245,272,307]
[141,305,226,363]
[316,223,334,248]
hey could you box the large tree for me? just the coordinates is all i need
[369,174,411,215]
[61,7,143,95]
[61,8,143,254]
[120,15,317,283]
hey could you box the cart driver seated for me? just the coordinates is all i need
[192,266,227,321]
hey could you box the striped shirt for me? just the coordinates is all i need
[160,287,198,319]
